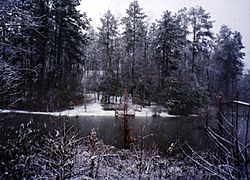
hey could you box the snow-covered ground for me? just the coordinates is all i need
[0,98,177,117]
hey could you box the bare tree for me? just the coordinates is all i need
[181,99,250,179]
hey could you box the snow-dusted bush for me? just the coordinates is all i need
[0,120,38,178]
[0,59,21,107]
[1,120,217,179]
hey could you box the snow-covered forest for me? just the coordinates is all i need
[0,0,250,179]
[0,0,249,112]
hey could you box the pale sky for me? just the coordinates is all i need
[79,0,250,70]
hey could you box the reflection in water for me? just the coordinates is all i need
[0,113,211,153]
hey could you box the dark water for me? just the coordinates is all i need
[0,113,211,153]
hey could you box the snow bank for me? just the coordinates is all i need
[0,102,114,117]
[0,101,178,117]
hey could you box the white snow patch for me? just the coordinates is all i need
[0,101,178,117]
[58,102,115,117]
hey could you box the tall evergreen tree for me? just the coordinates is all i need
[214,25,245,99]
[188,6,214,76]
[98,10,118,73]
[47,0,89,109]
[146,22,160,102]
[155,11,184,87]
[98,10,120,103]
[83,27,101,93]
[176,7,190,82]
[121,0,147,95]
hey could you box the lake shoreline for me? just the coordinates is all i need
[0,101,180,118]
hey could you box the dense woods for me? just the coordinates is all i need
[0,0,248,114]
[0,0,89,111]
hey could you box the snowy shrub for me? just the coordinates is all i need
[0,59,21,107]
[1,118,218,179]
[0,120,39,179]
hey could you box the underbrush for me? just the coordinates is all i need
[0,120,216,179]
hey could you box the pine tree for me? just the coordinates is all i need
[176,7,190,82]
[98,10,118,73]
[98,10,120,103]
[155,11,184,87]
[44,0,89,109]
[121,0,147,96]
[214,25,245,99]
[188,6,214,76]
